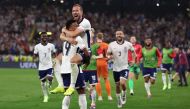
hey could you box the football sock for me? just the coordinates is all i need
[96,80,102,97]
[54,71,63,87]
[105,78,111,96]
[144,82,151,95]
[168,73,172,85]
[79,94,87,109]
[41,82,48,97]
[70,64,79,88]
[129,79,134,92]
[162,73,167,86]
[91,88,96,105]
[62,96,71,109]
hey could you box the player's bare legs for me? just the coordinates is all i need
[144,76,151,98]
[63,88,87,109]
[120,78,127,104]
[77,88,87,109]
[89,85,96,109]
[41,79,49,102]
[162,70,167,90]
[115,81,122,108]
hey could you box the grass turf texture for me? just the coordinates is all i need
[0,68,189,109]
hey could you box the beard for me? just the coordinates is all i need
[145,43,152,47]
[117,36,124,42]
[117,38,124,43]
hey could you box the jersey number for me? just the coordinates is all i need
[65,42,71,56]
[44,53,46,57]
[118,51,121,56]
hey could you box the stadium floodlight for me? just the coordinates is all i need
[156,3,160,7]
[177,3,180,7]
[156,0,160,7]
[187,8,190,12]
[60,0,64,3]
[52,0,56,1]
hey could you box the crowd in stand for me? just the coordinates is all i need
[0,5,190,62]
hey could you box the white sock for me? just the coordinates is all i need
[41,82,48,97]
[168,74,172,85]
[144,82,151,95]
[62,96,71,109]
[121,90,126,97]
[78,94,87,109]
[54,61,63,87]
[116,93,122,103]
[70,64,79,88]
[91,88,96,105]
[54,71,63,87]
[162,73,167,86]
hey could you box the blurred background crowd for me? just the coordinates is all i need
[0,0,190,62]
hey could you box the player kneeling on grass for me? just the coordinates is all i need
[33,32,56,102]
[50,48,65,94]
[60,19,88,109]
[138,36,162,99]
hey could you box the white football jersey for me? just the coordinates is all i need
[78,18,91,49]
[107,41,134,72]
[34,43,56,70]
[61,36,85,74]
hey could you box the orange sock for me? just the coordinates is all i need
[96,80,102,97]
[105,78,111,96]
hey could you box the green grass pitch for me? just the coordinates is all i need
[0,68,190,109]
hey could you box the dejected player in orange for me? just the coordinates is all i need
[95,32,113,101]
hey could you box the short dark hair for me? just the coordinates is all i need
[39,32,47,35]
[39,32,48,37]
[96,32,104,40]
[73,4,83,11]
[65,19,76,30]
[144,36,152,40]
[56,47,62,54]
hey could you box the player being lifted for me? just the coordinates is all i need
[62,4,91,95]
[128,36,142,95]
[60,19,88,109]
[161,41,176,90]
[138,36,162,98]
[33,32,56,102]
[107,30,136,108]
